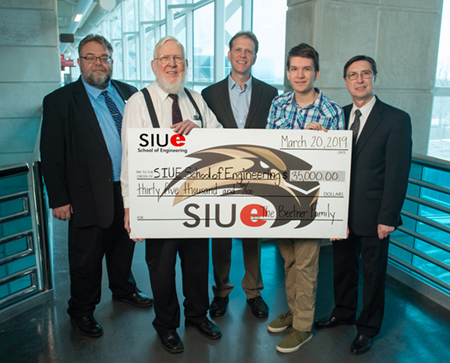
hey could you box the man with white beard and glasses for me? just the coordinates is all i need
[121,36,223,354]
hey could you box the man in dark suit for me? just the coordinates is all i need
[40,34,152,338]
[201,31,278,318]
[314,55,412,355]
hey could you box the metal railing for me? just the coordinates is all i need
[389,153,450,298]
[0,162,53,322]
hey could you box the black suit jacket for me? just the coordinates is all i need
[344,96,412,236]
[40,77,137,229]
[201,76,278,129]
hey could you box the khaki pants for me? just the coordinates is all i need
[277,238,322,332]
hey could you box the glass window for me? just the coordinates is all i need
[435,0,450,88]
[193,2,214,82]
[252,0,287,86]
[142,0,156,21]
[125,35,138,80]
[81,0,287,89]
[125,0,137,32]
[174,14,187,49]
[429,0,450,161]
[111,6,122,39]
[224,0,242,75]
[429,96,450,161]
[144,26,156,81]
[113,40,124,80]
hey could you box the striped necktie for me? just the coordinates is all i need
[101,90,123,138]
[350,109,361,145]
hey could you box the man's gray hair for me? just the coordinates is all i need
[154,36,185,58]
[78,34,113,57]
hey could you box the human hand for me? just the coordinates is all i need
[52,204,73,221]
[306,121,327,132]
[124,208,145,242]
[378,224,395,240]
[170,120,199,135]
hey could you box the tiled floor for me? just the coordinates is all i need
[1,219,450,362]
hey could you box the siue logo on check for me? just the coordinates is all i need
[159,145,321,229]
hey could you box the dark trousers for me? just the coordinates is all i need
[331,231,390,337]
[211,238,263,299]
[146,238,209,334]
[67,183,137,318]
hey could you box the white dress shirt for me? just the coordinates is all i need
[121,81,222,207]
[348,95,376,142]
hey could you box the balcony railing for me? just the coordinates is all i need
[389,153,450,305]
[0,162,53,322]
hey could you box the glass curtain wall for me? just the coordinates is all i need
[67,0,287,92]
[430,0,450,161]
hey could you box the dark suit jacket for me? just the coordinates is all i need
[344,96,412,236]
[40,77,137,229]
[201,76,278,129]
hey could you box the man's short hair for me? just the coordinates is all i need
[343,55,377,78]
[229,31,259,54]
[154,36,185,58]
[287,43,319,71]
[78,34,113,57]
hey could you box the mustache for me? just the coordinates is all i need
[92,66,108,72]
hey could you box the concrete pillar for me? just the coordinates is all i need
[285,0,443,154]
[0,0,60,166]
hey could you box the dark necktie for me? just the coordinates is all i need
[169,94,182,125]
[350,109,361,145]
[101,90,123,138]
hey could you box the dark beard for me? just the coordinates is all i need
[83,66,112,89]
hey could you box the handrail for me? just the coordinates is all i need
[0,160,53,318]
[389,154,450,297]
[411,152,450,172]
[32,161,53,290]
[0,163,29,179]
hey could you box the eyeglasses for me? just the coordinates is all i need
[80,56,112,64]
[346,70,374,80]
[154,55,184,64]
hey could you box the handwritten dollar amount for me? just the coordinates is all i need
[290,170,346,182]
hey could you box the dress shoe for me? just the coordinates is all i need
[113,291,153,308]
[185,318,222,340]
[314,316,355,329]
[158,331,184,354]
[209,296,229,317]
[70,316,103,337]
[351,333,373,355]
[247,296,269,318]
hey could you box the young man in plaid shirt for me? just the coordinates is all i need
[266,43,344,354]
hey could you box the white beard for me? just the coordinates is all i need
[156,72,186,94]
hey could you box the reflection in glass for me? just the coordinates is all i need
[194,3,214,82]
[252,0,286,85]
[126,35,137,80]
[113,40,123,80]
[144,27,156,81]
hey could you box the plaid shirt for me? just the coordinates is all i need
[266,89,344,130]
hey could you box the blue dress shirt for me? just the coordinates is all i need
[82,78,125,182]
[228,75,252,129]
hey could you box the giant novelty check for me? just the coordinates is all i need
[128,129,352,239]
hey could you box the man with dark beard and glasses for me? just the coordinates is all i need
[121,36,222,354]
[40,34,153,338]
